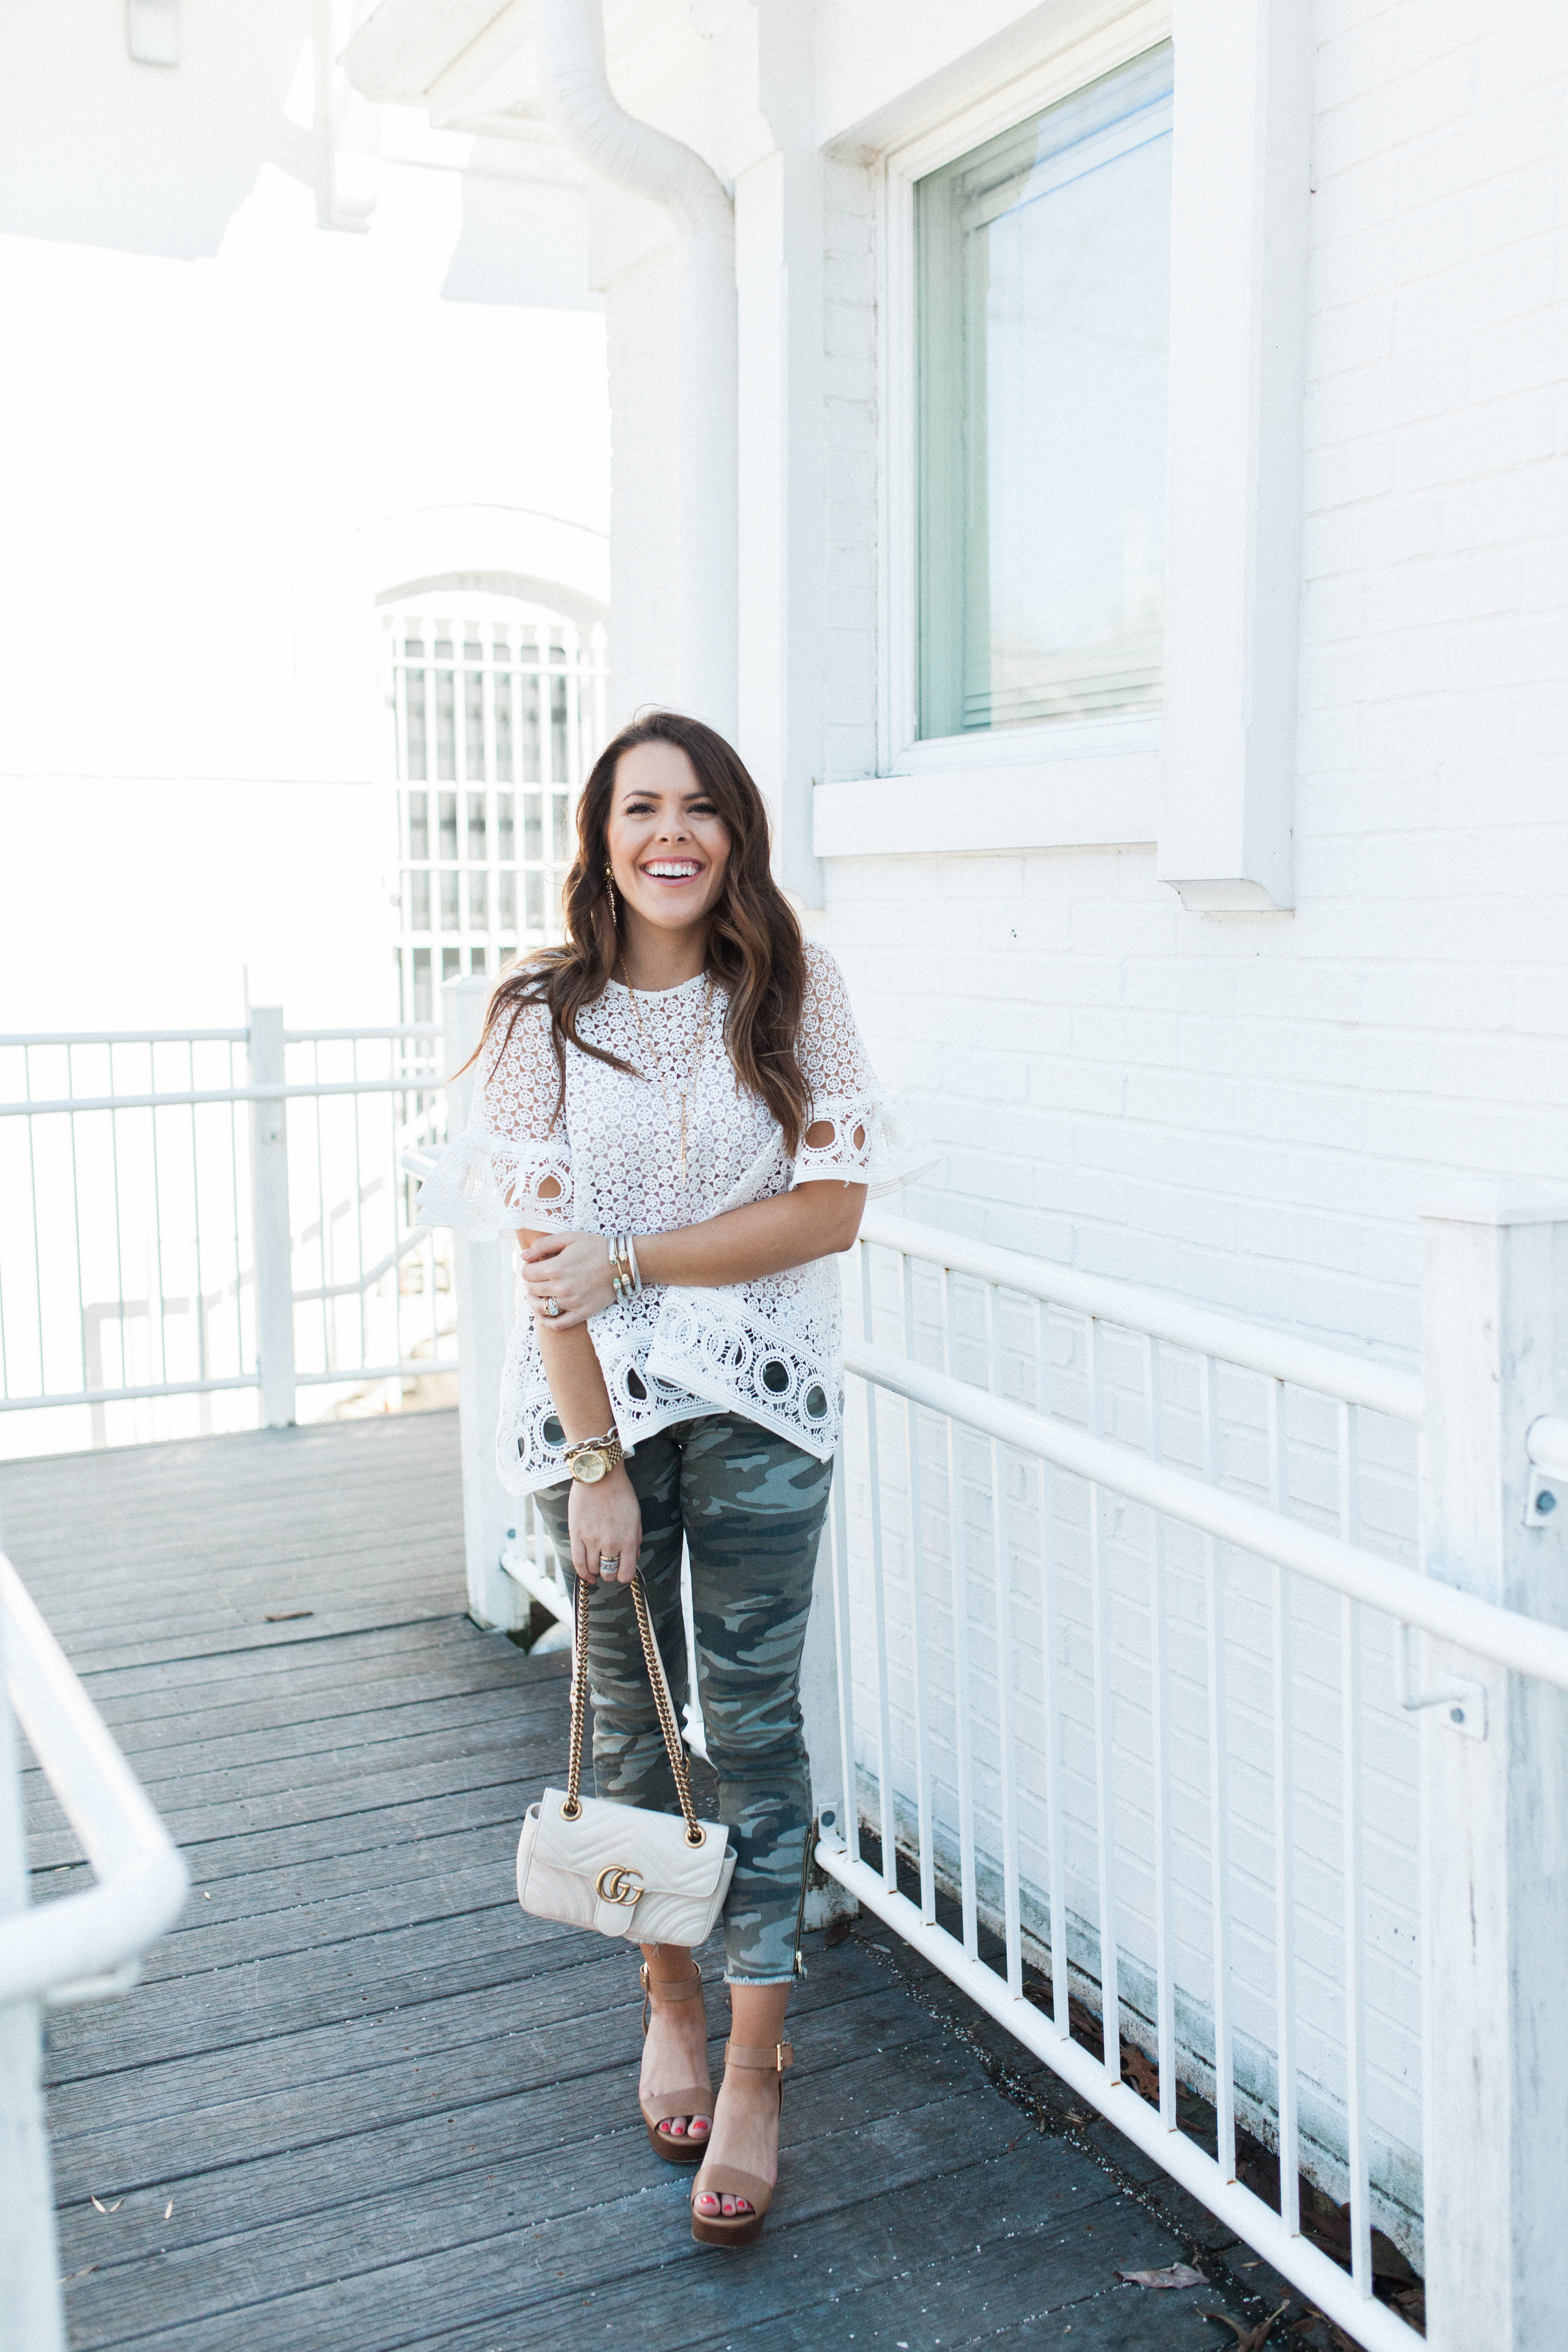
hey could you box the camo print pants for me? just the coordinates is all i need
[533,1411,833,1984]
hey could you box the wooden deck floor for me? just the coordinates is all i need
[2,1412,1286,2351]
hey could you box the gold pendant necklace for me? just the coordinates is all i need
[624,974,714,1180]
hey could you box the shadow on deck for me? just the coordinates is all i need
[2,1412,1276,2351]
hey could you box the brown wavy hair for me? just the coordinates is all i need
[472,711,811,1152]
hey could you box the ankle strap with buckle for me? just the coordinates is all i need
[724,2037,793,2073]
[640,1960,703,2000]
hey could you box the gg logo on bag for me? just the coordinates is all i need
[594,1865,644,1907]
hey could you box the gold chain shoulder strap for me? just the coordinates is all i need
[561,1574,706,1847]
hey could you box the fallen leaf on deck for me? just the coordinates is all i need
[164,2201,174,2220]
[265,1609,314,1622]
[1121,2043,1161,2102]
[1118,2263,1205,2288]
[89,2197,122,2214]
[1201,2304,1291,2349]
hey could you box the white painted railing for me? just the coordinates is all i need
[806,1200,1568,2352]
[0,1552,188,2351]
[0,1016,457,1448]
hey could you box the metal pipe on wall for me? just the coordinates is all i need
[533,0,738,739]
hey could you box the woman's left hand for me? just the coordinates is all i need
[519,1231,618,1329]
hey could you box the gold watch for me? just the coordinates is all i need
[566,1428,624,1484]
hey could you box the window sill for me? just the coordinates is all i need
[813,732,1159,859]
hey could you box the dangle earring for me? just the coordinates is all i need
[604,862,618,926]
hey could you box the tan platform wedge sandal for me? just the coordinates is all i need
[689,2037,793,2247]
[638,1960,714,2164]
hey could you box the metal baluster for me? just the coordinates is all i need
[24,1058,48,1391]
[1202,1352,1236,2179]
[942,1264,979,1959]
[1339,1399,1372,2296]
[985,1283,1022,1996]
[352,1036,367,1376]
[148,1040,169,1386]
[107,1053,128,1394]
[901,1251,936,1924]
[1037,1296,1067,2037]
[829,1444,860,1866]
[66,1047,86,1396]
[1145,1334,1176,2129]
[228,1038,246,1383]
[1271,1377,1300,2234]
[860,1243,897,1891]
[1088,1313,1120,2077]
[188,1041,208,1387]
[312,1040,330,1373]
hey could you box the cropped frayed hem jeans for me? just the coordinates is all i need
[533,1411,833,1985]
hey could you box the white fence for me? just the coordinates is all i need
[0,1015,457,1453]
[0,1551,188,2350]
[805,1200,1568,2352]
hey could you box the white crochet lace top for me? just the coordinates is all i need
[415,941,935,1495]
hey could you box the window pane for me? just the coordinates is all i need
[440,870,460,931]
[523,791,543,862]
[435,650,456,779]
[464,656,485,781]
[410,870,430,932]
[413,947,432,1024]
[526,870,544,933]
[916,42,1172,736]
[469,869,489,931]
[519,671,541,780]
[494,667,514,783]
[438,791,458,861]
[407,790,428,861]
[403,669,427,779]
[470,944,487,975]
[442,947,462,982]
[496,791,514,859]
[550,670,569,781]
[551,792,570,861]
[467,791,487,861]
[498,870,517,931]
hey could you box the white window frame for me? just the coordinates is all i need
[865,2,1171,861]
[814,0,1309,906]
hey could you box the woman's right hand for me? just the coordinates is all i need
[567,1465,642,1587]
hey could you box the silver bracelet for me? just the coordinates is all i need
[624,1232,643,1292]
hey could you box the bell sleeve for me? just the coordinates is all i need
[790,943,939,1198]
[413,1001,574,1242]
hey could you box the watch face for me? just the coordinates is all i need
[573,1449,607,1484]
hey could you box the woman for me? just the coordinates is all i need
[417,710,931,2247]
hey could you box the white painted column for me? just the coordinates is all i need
[0,1615,65,2352]
[724,0,827,907]
[248,1008,296,1429]
[1158,0,1312,913]
[1420,1186,1568,2350]
[443,977,529,1633]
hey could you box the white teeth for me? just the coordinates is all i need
[646,862,700,877]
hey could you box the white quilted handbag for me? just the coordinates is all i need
[516,1571,736,1946]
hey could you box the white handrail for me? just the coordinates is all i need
[1,1077,442,1117]
[0,1557,188,2006]
[861,1212,1425,1425]
[846,1337,1568,1692]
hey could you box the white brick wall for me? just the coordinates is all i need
[802,0,1565,2260]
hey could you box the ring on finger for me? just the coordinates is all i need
[543,1295,561,1318]
[599,1555,619,1573]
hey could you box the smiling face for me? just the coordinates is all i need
[604,738,732,948]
